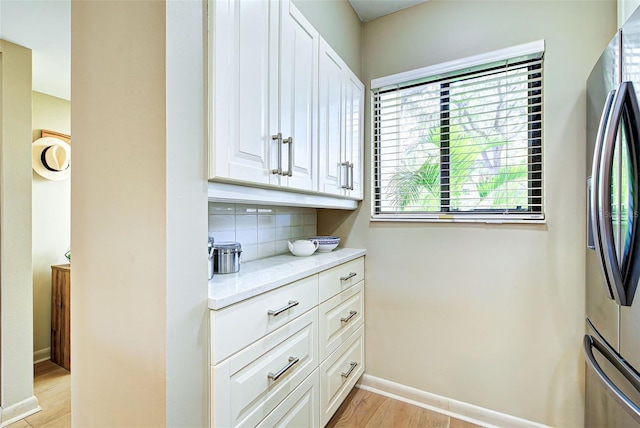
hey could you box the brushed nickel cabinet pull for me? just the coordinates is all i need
[283,136,293,177]
[341,361,358,378]
[349,162,354,190]
[268,300,299,317]
[340,310,357,323]
[268,356,299,381]
[271,133,283,175]
[341,161,350,189]
[340,272,357,281]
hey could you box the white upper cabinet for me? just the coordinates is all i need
[318,39,364,200]
[344,70,364,199]
[210,0,318,192]
[209,0,363,204]
[318,39,345,196]
[278,2,319,191]
[210,0,277,186]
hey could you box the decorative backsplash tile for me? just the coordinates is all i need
[208,203,317,262]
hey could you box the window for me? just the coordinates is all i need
[372,41,544,222]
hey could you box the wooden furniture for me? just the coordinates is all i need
[51,264,71,371]
[208,0,364,205]
[210,256,365,427]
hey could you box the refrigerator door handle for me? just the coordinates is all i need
[591,89,617,300]
[597,82,639,305]
[584,334,640,423]
[587,177,595,250]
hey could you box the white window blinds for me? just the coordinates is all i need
[372,42,544,222]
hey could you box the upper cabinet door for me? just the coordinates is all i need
[318,39,346,196]
[344,71,364,200]
[209,1,363,205]
[279,2,319,191]
[210,0,278,184]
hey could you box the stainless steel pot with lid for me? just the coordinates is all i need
[213,241,242,274]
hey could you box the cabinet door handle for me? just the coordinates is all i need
[341,161,350,189]
[340,272,357,281]
[268,356,299,381]
[349,162,353,190]
[267,300,299,317]
[340,310,358,323]
[341,361,358,378]
[271,133,283,175]
[283,136,293,177]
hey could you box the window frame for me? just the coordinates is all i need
[371,40,546,224]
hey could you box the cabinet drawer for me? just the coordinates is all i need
[212,308,319,428]
[211,274,318,364]
[318,282,364,361]
[256,369,319,428]
[319,326,365,426]
[318,257,364,303]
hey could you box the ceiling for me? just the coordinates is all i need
[0,0,427,100]
[0,0,70,100]
[348,0,429,22]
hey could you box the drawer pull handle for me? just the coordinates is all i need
[341,361,358,378]
[340,310,358,323]
[268,300,299,317]
[340,272,357,281]
[268,356,299,381]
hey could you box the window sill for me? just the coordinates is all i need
[370,214,546,225]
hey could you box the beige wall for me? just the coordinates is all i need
[32,91,70,361]
[292,0,362,78]
[318,1,616,426]
[71,1,208,425]
[71,2,167,425]
[0,39,38,421]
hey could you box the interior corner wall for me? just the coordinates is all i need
[291,0,362,78]
[0,39,37,420]
[165,1,209,426]
[32,91,71,362]
[318,1,616,426]
[70,2,168,425]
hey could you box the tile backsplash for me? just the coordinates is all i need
[208,203,317,262]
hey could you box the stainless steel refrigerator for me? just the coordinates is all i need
[586,8,640,427]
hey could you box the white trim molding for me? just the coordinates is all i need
[371,39,545,90]
[208,181,358,210]
[33,347,51,364]
[357,374,551,428]
[0,396,41,427]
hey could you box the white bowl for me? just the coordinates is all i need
[317,242,339,252]
[308,236,340,252]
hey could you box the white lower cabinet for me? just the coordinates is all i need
[213,309,318,428]
[256,370,320,428]
[210,256,365,427]
[318,282,364,361]
[319,326,365,427]
[211,275,318,364]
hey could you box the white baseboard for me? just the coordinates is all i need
[33,347,51,364]
[357,374,550,428]
[0,396,41,427]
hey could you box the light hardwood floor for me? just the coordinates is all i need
[7,361,70,428]
[7,364,477,428]
[327,387,484,428]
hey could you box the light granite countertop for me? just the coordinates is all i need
[208,248,366,310]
